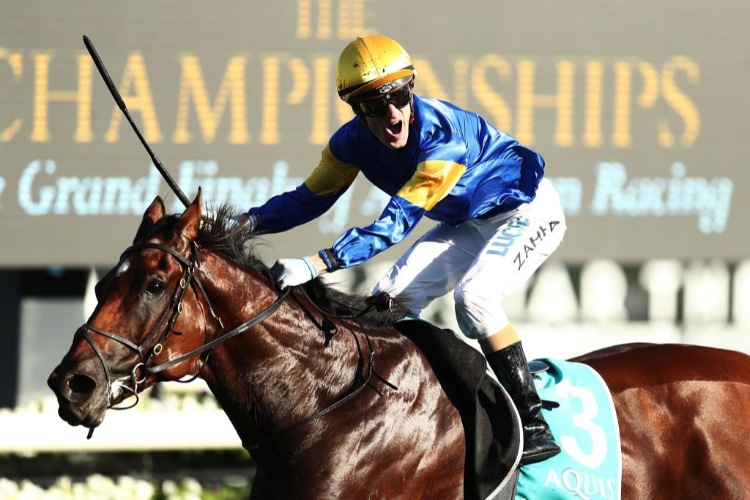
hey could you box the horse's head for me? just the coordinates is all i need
[48,191,213,431]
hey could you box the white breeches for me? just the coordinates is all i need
[373,178,567,340]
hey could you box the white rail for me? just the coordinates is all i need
[1,409,242,453]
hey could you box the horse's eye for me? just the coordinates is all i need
[146,280,166,295]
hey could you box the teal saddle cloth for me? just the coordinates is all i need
[516,358,622,500]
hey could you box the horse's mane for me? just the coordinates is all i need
[156,204,411,329]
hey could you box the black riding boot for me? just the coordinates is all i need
[486,342,561,465]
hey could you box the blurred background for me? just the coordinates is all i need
[1,0,748,497]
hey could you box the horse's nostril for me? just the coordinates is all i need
[67,373,97,396]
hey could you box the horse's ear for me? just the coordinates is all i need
[133,196,165,243]
[175,188,202,241]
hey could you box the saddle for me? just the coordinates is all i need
[395,320,523,500]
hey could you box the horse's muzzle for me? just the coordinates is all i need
[47,366,106,427]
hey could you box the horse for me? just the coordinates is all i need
[48,192,750,499]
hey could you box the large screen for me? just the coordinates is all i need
[1,0,747,266]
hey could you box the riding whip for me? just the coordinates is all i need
[83,35,190,208]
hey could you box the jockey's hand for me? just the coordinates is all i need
[271,257,319,289]
[226,213,259,231]
[201,212,256,231]
[227,214,251,230]
[241,213,258,232]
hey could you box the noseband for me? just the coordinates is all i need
[76,241,289,413]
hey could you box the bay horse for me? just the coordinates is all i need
[48,192,750,499]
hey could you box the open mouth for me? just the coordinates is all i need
[386,121,403,137]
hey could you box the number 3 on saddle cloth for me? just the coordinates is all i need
[516,359,622,500]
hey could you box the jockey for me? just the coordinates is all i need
[240,35,566,465]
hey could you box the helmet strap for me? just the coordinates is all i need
[408,80,415,125]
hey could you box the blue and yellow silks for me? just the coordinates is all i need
[248,94,545,269]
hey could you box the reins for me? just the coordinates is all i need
[147,287,290,376]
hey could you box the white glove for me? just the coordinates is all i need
[271,257,319,289]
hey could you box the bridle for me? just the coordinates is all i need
[75,241,289,412]
[74,239,391,449]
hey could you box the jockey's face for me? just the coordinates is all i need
[363,97,411,150]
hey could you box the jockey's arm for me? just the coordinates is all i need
[315,159,465,273]
[247,145,359,234]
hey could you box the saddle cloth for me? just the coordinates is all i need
[516,359,622,500]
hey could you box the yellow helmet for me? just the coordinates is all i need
[336,35,416,102]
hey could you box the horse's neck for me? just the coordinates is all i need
[197,253,358,452]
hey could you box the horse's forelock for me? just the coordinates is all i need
[194,203,269,274]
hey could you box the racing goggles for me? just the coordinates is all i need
[355,82,413,118]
